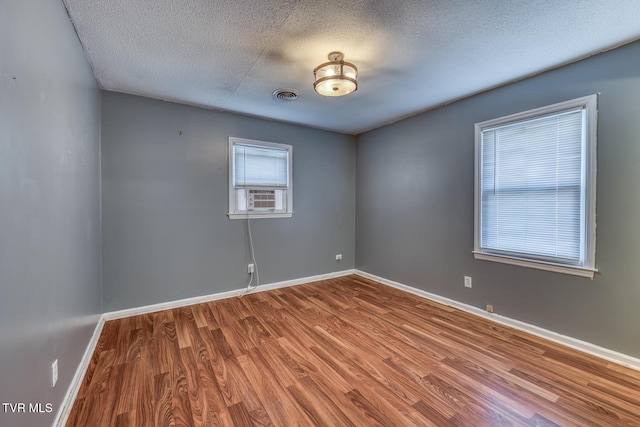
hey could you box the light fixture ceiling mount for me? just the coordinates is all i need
[313,51,358,97]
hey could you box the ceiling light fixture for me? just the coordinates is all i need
[313,52,358,97]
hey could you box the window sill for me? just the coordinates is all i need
[228,212,292,220]
[473,251,597,279]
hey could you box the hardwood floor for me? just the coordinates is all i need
[66,275,640,426]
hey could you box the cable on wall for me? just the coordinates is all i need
[238,216,259,298]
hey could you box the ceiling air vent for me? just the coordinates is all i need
[272,89,299,103]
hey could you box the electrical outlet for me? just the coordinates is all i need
[335,254,342,261]
[52,359,58,387]
[464,276,472,288]
[248,263,255,274]
[486,304,494,313]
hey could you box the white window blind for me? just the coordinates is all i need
[234,144,289,188]
[474,95,597,277]
[481,109,584,263]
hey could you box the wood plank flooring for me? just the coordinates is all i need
[66,275,640,426]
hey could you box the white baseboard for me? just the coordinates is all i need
[355,270,640,372]
[102,269,356,321]
[52,317,105,427]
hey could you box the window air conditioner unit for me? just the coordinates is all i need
[248,189,276,211]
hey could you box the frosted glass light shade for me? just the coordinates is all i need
[313,52,358,97]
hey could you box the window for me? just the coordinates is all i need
[474,95,597,278]
[228,137,292,219]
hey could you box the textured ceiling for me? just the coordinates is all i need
[63,0,640,134]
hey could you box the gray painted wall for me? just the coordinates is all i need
[0,1,102,426]
[101,92,356,311]
[356,40,640,358]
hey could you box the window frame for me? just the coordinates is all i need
[228,137,293,220]
[473,95,598,278]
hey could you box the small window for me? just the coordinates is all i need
[474,95,597,278]
[228,137,292,219]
